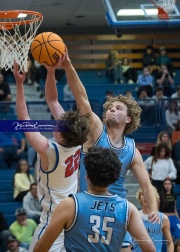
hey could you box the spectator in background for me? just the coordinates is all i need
[63,83,75,110]
[105,50,123,84]
[150,130,172,156]
[159,178,180,241]
[137,89,155,125]
[133,187,174,252]
[23,183,42,224]
[172,120,180,146]
[165,100,180,134]
[144,143,177,192]
[0,73,12,102]
[143,45,159,75]
[137,89,154,107]
[171,85,180,108]
[0,212,11,252]
[26,55,33,85]
[0,132,26,169]
[152,86,167,104]
[13,159,34,202]
[6,235,28,252]
[121,57,137,84]
[33,61,47,98]
[157,46,174,76]
[174,239,180,252]
[171,120,180,162]
[124,90,135,100]
[156,64,175,97]
[137,66,153,97]
[152,86,168,126]
[27,144,36,170]
[0,73,12,113]
[9,208,37,250]
[103,90,116,103]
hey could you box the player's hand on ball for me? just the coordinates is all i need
[61,47,72,69]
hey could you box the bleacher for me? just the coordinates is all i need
[62,33,180,70]
[0,170,22,227]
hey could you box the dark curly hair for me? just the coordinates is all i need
[102,95,141,135]
[57,110,91,147]
[84,147,121,187]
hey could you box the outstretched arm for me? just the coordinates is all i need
[33,197,74,252]
[162,215,174,252]
[128,203,156,252]
[44,60,65,120]
[58,50,92,115]
[131,148,159,223]
[45,50,103,149]
[13,61,48,162]
[61,50,103,146]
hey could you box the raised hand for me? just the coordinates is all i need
[148,211,160,224]
[13,60,26,84]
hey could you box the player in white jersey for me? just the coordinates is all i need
[132,187,174,252]
[13,61,91,252]
[45,51,159,251]
[34,146,156,252]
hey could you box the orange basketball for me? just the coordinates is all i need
[30,32,65,65]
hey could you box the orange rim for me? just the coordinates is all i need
[0,10,43,30]
[150,0,176,13]
[158,7,169,19]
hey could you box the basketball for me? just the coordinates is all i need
[30,32,65,65]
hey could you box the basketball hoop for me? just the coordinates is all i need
[151,0,176,17]
[0,10,43,72]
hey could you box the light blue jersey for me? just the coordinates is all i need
[79,126,135,198]
[132,211,164,252]
[65,192,129,252]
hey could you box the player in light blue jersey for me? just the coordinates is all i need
[45,51,159,251]
[132,187,174,252]
[34,147,155,252]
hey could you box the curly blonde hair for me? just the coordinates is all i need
[102,95,141,135]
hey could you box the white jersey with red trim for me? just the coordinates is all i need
[29,139,81,252]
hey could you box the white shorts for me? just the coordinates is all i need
[29,221,66,252]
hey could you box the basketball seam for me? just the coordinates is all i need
[47,43,65,55]
[31,40,42,52]
[42,33,54,65]
[31,40,63,52]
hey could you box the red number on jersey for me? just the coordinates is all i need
[65,149,81,177]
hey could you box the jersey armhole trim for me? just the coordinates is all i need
[40,142,59,174]
[65,194,78,232]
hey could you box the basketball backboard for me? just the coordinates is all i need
[102,0,180,30]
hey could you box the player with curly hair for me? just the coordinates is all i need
[45,50,159,251]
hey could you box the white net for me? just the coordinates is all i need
[153,0,176,13]
[0,11,43,72]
